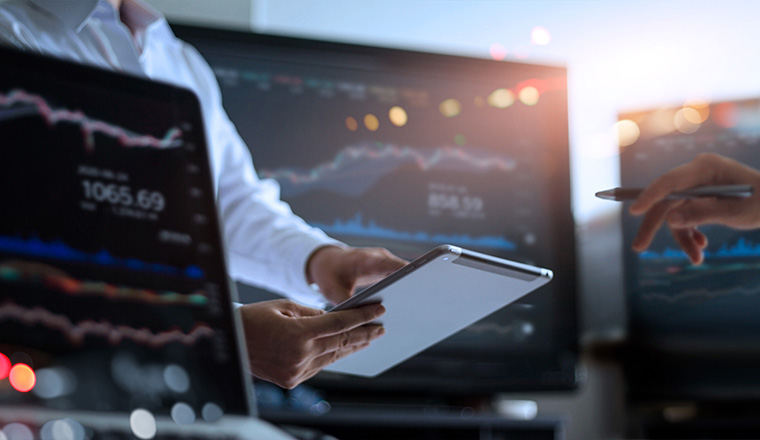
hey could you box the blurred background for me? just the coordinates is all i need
[152,0,760,223]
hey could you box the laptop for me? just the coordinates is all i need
[0,46,292,439]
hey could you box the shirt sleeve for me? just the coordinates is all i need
[181,43,345,307]
[0,8,42,52]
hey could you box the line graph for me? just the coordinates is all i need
[639,237,760,261]
[0,235,204,279]
[0,301,215,348]
[258,142,517,197]
[467,322,523,336]
[0,261,208,306]
[641,283,760,304]
[0,88,183,151]
[310,213,516,250]
[636,258,760,305]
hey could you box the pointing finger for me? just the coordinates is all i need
[632,200,681,252]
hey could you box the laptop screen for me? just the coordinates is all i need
[0,47,253,418]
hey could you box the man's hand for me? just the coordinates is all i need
[306,246,407,305]
[629,153,760,264]
[237,299,385,389]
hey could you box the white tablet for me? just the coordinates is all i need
[324,244,553,377]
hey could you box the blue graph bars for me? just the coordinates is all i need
[0,235,204,279]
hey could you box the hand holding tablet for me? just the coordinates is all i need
[324,245,553,377]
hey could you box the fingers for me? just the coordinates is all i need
[632,200,681,252]
[666,198,752,230]
[313,324,385,355]
[627,153,760,260]
[356,248,408,276]
[272,326,383,388]
[307,246,408,305]
[275,299,326,318]
[305,303,386,337]
[295,317,384,386]
[338,247,408,288]
[670,227,706,265]
[296,342,372,384]
[629,154,721,216]
[692,227,708,249]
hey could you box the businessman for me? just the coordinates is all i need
[0,0,408,389]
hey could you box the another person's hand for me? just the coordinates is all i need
[237,299,386,389]
[306,245,407,305]
[629,153,760,264]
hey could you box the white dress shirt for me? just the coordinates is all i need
[0,0,342,306]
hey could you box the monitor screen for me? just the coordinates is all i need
[619,98,760,401]
[0,47,252,416]
[174,25,578,397]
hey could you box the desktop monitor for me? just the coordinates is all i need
[174,25,578,398]
[619,98,760,401]
[0,47,253,417]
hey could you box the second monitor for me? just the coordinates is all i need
[175,25,578,398]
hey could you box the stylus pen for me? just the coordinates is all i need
[595,184,754,201]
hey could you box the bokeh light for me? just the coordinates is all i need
[129,409,157,440]
[170,402,196,425]
[713,102,738,128]
[489,43,507,60]
[674,108,701,134]
[201,402,224,423]
[641,108,678,137]
[439,98,462,117]
[454,134,467,146]
[345,116,358,131]
[164,364,190,394]
[524,232,536,246]
[518,86,540,106]
[363,113,379,131]
[2,423,33,440]
[0,353,10,379]
[40,418,86,440]
[683,98,710,123]
[614,119,641,147]
[531,26,551,45]
[679,106,703,125]
[488,88,515,109]
[9,363,35,392]
[388,106,408,127]
[33,367,77,399]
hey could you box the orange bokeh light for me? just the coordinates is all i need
[364,114,379,131]
[9,363,36,392]
[345,116,358,132]
[712,102,738,128]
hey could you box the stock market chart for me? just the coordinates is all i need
[621,98,760,349]
[0,51,248,416]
